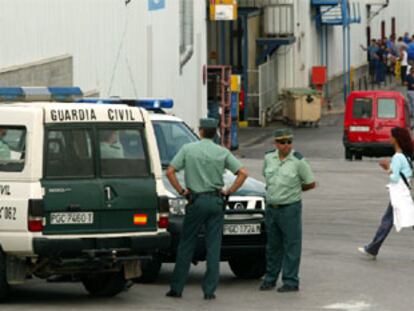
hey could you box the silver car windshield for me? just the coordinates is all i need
[152,120,198,167]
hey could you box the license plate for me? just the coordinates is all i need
[349,126,369,132]
[50,212,94,225]
[223,224,261,235]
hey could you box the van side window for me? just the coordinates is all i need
[352,98,373,119]
[45,129,94,178]
[377,98,397,119]
[0,126,26,172]
[98,128,149,178]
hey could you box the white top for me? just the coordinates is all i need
[401,50,408,66]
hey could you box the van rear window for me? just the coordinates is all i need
[352,98,373,119]
[378,98,397,118]
[45,129,94,179]
[98,128,149,178]
[0,126,26,172]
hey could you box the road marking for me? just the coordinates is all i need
[323,301,371,311]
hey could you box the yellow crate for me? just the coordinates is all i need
[239,121,248,128]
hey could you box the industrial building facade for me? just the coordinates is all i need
[0,0,413,126]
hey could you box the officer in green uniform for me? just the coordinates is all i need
[260,128,315,293]
[99,130,124,159]
[0,128,11,160]
[165,118,248,300]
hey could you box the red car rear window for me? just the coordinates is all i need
[377,98,396,119]
[352,98,372,119]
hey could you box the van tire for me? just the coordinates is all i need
[345,148,353,161]
[355,152,363,161]
[133,257,162,284]
[0,251,10,302]
[82,271,127,297]
[228,254,266,279]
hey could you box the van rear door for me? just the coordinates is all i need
[374,96,399,143]
[42,125,102,234]
[96,125,158,233]
[346,96,375,143]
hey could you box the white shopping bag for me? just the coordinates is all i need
[388,180,414,232]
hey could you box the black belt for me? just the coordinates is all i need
[191,190,221,197]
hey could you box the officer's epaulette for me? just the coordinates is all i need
[265,149,276,154]
[293,151,304,160]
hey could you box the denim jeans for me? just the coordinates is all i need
[365,203,393,256]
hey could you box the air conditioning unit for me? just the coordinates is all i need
[264,5,294,36]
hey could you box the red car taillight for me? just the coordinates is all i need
[28,199,44,232]
[158,196,169,229]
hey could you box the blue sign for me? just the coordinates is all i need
[148,0,165,11]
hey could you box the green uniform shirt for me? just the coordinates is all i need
[0,140,11,160]
[100,142,124,159]
[170,139,243,193]
[263,149,314,205]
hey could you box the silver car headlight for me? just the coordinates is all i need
[168,198,188,215]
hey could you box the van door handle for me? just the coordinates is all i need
[104,186,112,201]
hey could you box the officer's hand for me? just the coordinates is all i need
[182,189,191,197]
[221,189,230,196]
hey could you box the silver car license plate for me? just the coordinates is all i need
[223,224,261,235]
[50,212,94,225]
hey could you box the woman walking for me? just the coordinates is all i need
[358,127,414,259]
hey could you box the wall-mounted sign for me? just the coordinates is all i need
[210,0,237,21]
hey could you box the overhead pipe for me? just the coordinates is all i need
[180,0,194,74]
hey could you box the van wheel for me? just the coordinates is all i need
[0,251,10,302]
[133,257,162,284]
[345,148,353,161]
[355,152,363,161]
[82,271,127,297]
[228,254,266,279]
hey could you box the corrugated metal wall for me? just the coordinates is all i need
[0,0,207,128]
[238,0,414,91]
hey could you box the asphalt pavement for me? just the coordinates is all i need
[3,83,414,310]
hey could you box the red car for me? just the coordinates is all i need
[343,91,411,160]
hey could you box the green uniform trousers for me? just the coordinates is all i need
[170,194,224,295]
[263,201,302,287]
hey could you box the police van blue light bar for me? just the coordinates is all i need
[77,98,174,110]
[0,87,83,102]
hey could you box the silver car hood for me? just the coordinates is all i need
[162,170,266,197]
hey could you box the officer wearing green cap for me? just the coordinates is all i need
[260,128,315,293]
[166,118,248,300]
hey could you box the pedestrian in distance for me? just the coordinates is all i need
[260,129,316,293]
[399,46,408,85]
[405,67,414,117]
[165,118,248,300]
[358,127,414,260]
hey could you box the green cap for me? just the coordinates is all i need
[273,128,293,140]
[199,118,219,129]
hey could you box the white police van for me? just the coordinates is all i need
[78,98,267,282]
[0,87,170,301]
